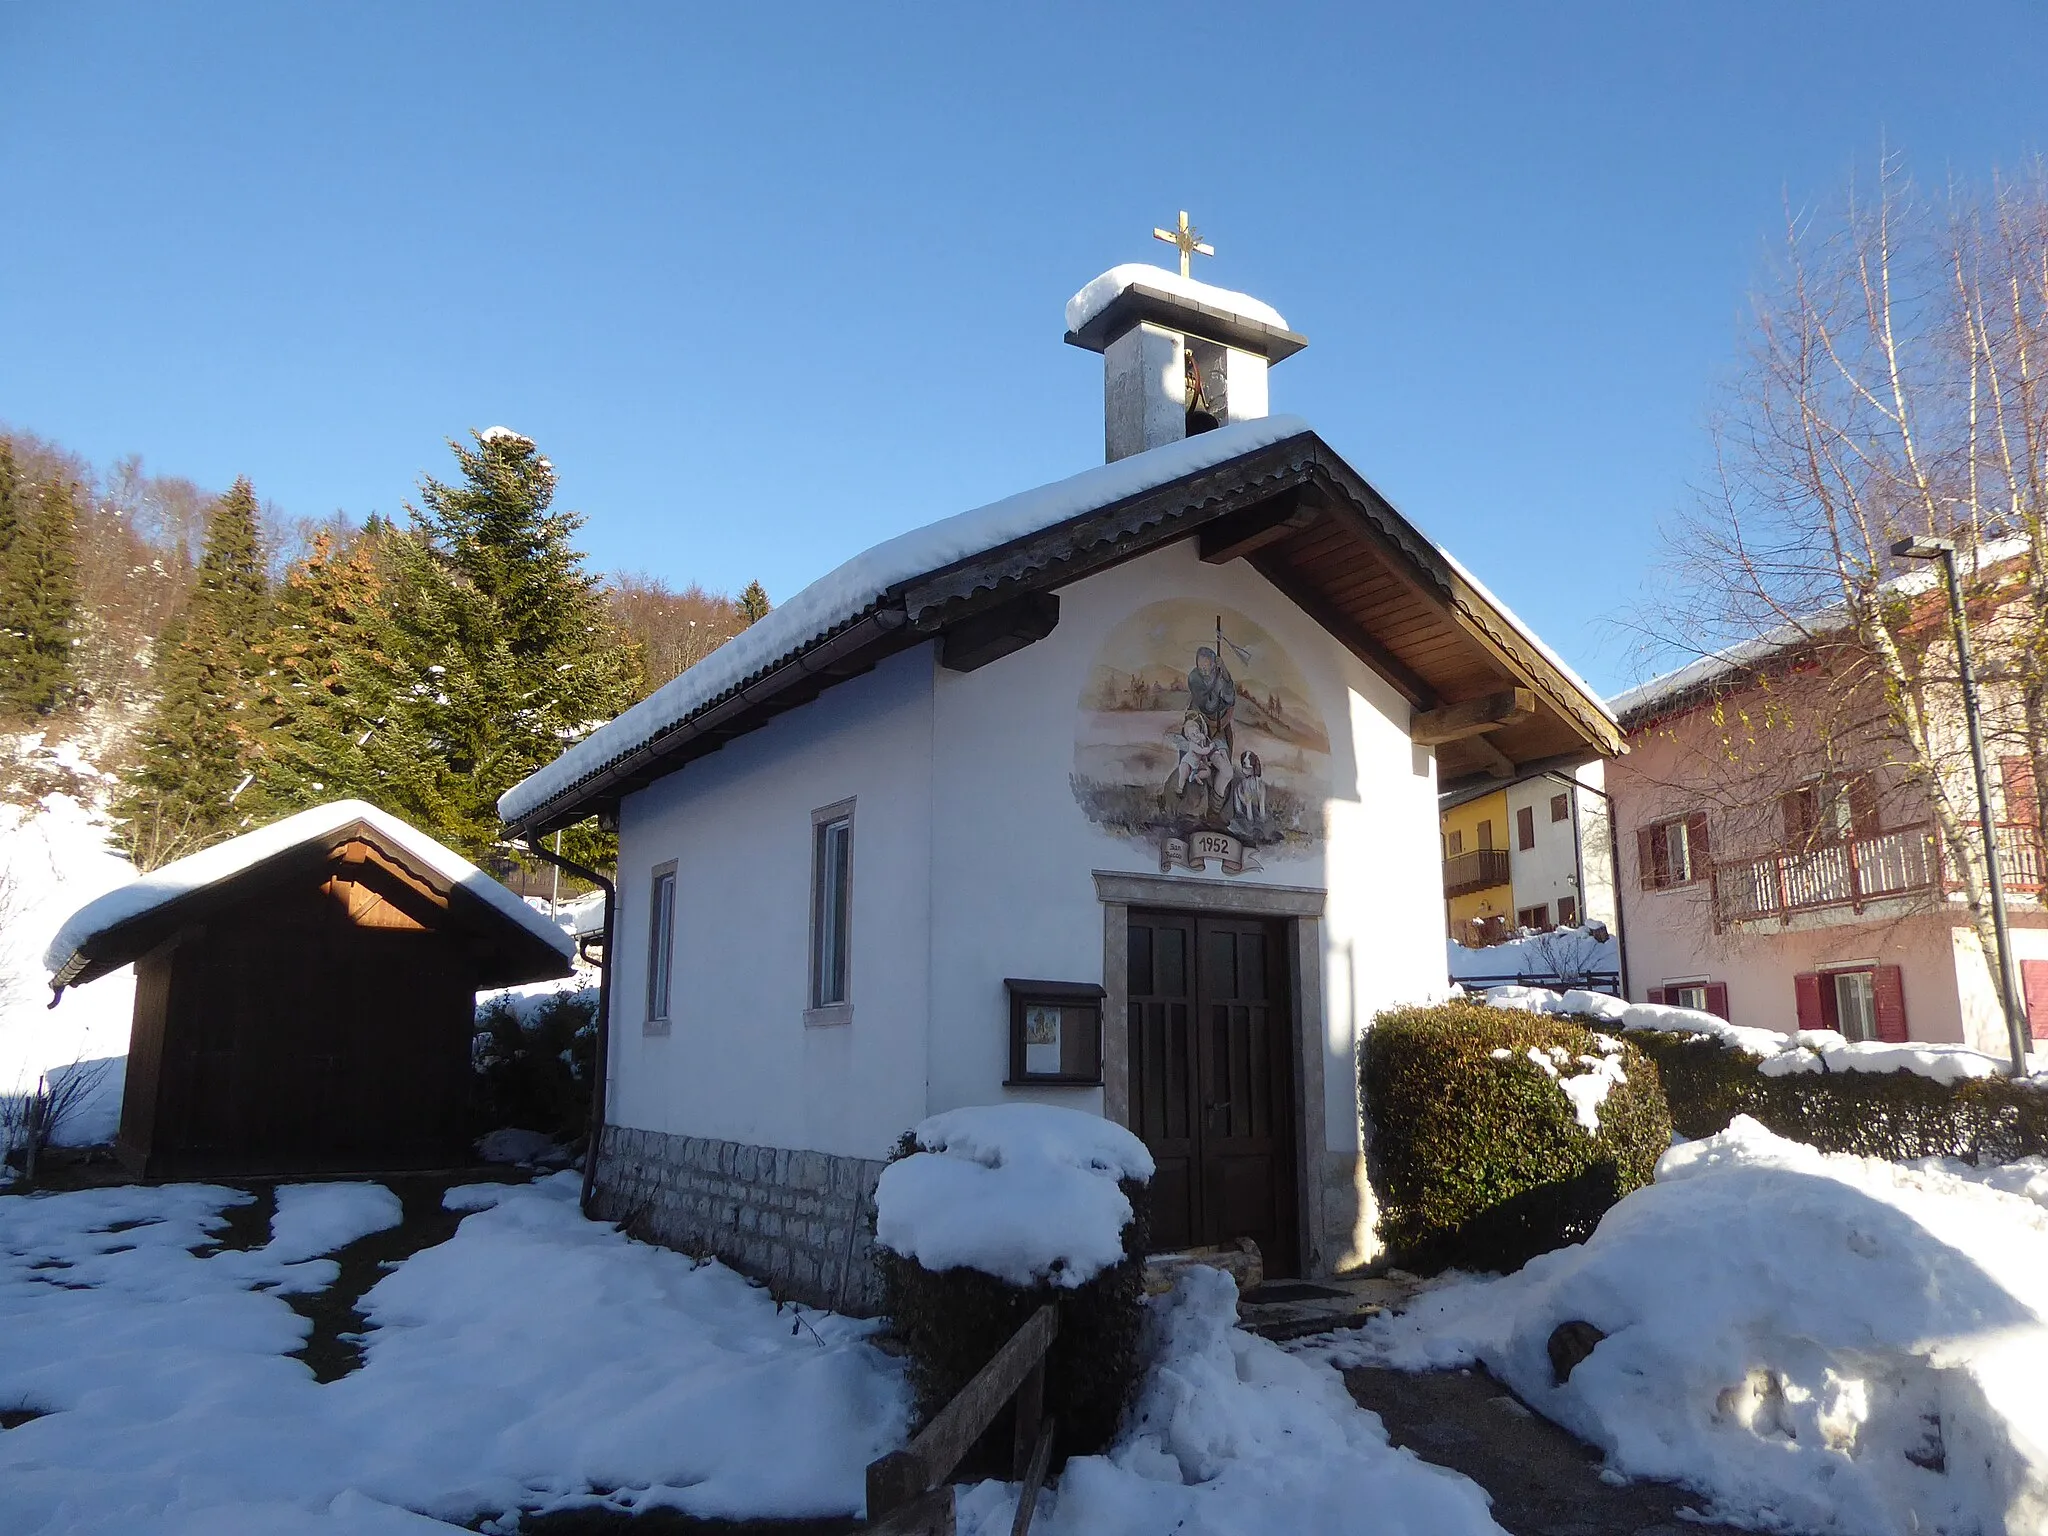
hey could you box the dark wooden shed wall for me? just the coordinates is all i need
[116,839,491,1179]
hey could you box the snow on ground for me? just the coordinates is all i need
[0,1172,908,1533]
[875,1103,1154,1287]
[1312,1117,2048,1535]
[0,791,136,1144]
[263,1183,403,1265]
[1447,925,1619,984]
[955,1265,1503,1536]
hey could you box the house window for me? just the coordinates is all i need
[1794,964,1907,1042]
[1516,903,1550,930]
[1780,775,1877,847]
[1550,792,1570,823]
[1517,806,1536,851]
[1556,895,1579,927]
[2003,756,2039,828]
[807,800,855,1023]
[1446,827,1465,856]
[646,864,677,1030]
[1834,970,1878,1042]
[1670,984,1709,1012]
[1477,818,1494,850]
[1649,979,1728,1018]
[1638,813,1708,889]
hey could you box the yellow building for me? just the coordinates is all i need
[1440,786,1512,930]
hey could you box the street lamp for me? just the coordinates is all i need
[1890,535,2030,1074]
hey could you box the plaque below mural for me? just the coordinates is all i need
[1072,601,1331,874]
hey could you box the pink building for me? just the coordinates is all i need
[1609,627,2048,1055]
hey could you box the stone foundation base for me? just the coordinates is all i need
[591,1124,888,1315]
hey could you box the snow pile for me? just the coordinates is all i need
[1492,1034,1629,1133]
[1317,1117,2048,1534]
[499,414,1314,823]
[0,792,136,1140]
[46,798,573,984]
[955,1264,1502,1535]
[1913,1154,2048,1212]
[1064,263,1292,336]
[1446,925,1619,983]
[0,1172,907,1532]
[875,1104,1154,1288]
[1759,1035,2021,1084]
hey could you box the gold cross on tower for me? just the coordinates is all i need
[1152,210,1215,279]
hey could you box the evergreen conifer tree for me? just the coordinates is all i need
[251,527,418,814]
[378,429,637,862]
[739,579,771,624]
[114,477,272,866]
[0,442,81,716]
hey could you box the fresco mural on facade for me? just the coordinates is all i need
[1073,601,1331,874]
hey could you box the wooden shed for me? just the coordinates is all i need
[45,801,575,1179]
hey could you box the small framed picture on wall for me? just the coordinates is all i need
[1003,978,1106,1086]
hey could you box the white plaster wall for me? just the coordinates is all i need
[606,646,936,1160]
[926,539,1446,1160]
[1505,776,1583,923]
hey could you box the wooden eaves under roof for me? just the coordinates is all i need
[503,428,1622,837]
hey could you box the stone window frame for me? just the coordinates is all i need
[805,798,856,1027]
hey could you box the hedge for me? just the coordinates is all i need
[1627,1029,2048,1164]
[471,990,596,1140]
[875,1134,1151,1468]
[1363,1001,1671,1273]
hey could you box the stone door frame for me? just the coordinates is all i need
[1092,870,1330,1277]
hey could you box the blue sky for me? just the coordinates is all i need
[4,3,2046,695]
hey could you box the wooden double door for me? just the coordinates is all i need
[1127,911,1299,1276]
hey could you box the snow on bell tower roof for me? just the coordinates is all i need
[1064,263,1306,360]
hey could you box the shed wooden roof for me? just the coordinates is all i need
[48,801,575,994]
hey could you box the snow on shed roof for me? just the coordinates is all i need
[1608,534,2031,725]
[46,799,575,986]
[1064,263,1289,337]
[499,415,1313,825]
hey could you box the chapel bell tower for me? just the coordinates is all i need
[1065,212,1309,463]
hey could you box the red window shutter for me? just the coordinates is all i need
[1686,812,1710,875]
[2003,757,2039,828]
[1518,806,1536,850]
[1782,788,1814,845]
[1871,965,1909,1043]
[2023,960,2048,1041]
[1703,982,1730,1020]
[1794,972,1825,1032]
[1637,827,1659,890]
[1849,776,1881,836]
[1646,987,1668,1005]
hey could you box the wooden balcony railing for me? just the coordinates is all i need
[1712,822,2047,925]
[1443,847,1511,899]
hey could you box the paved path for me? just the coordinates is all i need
[1342,1364,1755,1536]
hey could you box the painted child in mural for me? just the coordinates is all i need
[1165,641,1241,823]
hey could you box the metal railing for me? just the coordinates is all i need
[1442,847,1511,898]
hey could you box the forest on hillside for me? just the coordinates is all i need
[0,423,769,873]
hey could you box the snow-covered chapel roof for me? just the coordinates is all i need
[46,799,575,992]
[499,418,1620,833]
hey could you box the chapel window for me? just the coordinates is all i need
[646,865,677,1028]
[809,800,855,1020]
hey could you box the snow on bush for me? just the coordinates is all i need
[0,1173,908,1531]
[875,1103,1154,1287]
[1319,1117,2048,1534]
[954,1265,1503,1535]
[1492,1033,1629,1133]
[1482,983,2040,1084]
[1447,925,1619,984]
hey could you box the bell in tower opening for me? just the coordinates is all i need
[1184,337,1228,437]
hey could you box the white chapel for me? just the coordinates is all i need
[499,240,1620,1312]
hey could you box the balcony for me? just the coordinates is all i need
[1443,847,1511,899]
[1712,822,2046,925]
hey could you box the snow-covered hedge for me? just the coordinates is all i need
[1362,1000,1670,1272]
[874,1104,1154,1460]
[1480,983,2048,1164]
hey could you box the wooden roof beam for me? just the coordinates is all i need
[1410,688,1536,746]
[1197,493,1320,565]
[1249,550,1439,711]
